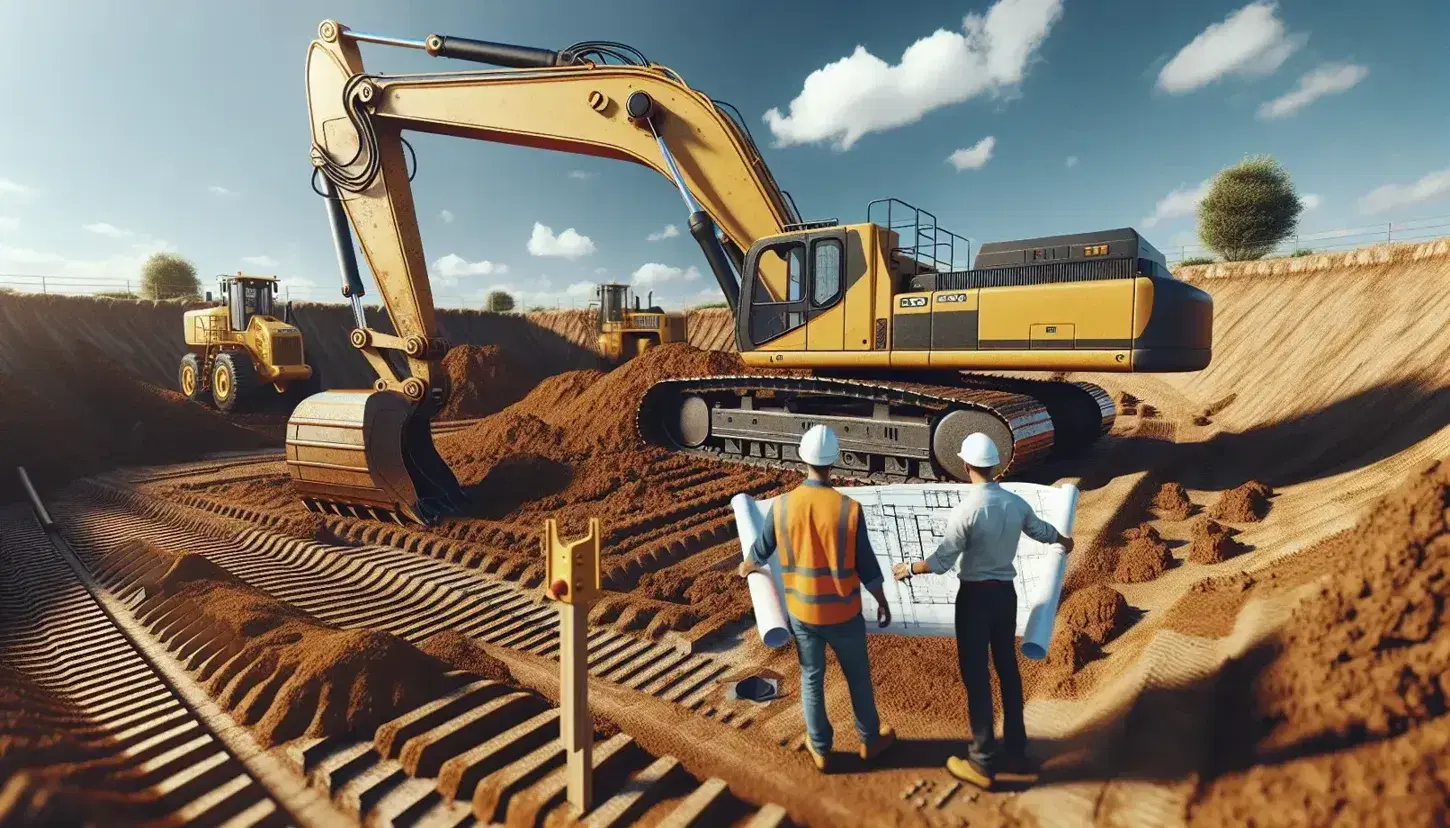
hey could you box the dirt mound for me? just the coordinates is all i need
[418,630,512,683]
[1058,584,1129,645]
[438,344,534,420]
[118,544,455,747]
[441,411,567,474]
[1114,524,1173,583]
[0,341,270,501]
[523,370,606,426]
[1192,459,1450,824]
[1187,518,1246,564]
[552,343,751,452]
[1151,482,1194,520]
[1207,481,1273,523]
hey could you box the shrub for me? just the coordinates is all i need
[1177,257,1216,267]
[1198,155,1303,261]
[1291,248,1314,257]
[485,290,516,313]
[141,253,200,300]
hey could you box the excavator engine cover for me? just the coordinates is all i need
[285,389,465,525]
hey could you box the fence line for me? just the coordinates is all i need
[1164,214,1450,263]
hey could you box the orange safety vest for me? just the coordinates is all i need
[773,484,863,626]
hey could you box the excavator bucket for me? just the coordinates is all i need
[284,389,467,525]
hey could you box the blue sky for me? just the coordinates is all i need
[1,0,1447,309]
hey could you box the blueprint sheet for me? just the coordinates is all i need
[749,483,1076,639]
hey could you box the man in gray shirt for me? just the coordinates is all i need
[892,433,1073,789]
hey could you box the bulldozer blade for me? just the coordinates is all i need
[285,389,467,525]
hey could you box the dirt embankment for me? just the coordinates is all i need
[0,341,270,501]
[1188,459,1450,826]
[528,308,737,354]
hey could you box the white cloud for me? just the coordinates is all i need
[947,136,996,171]
[594,267,609,275]
[1300,193,1322,211]
[0,178,32,198]
[762,0,1064,150]
[647,224,680,242]
[1359,167,1450,216]
[242,254,279,268]
[1157,2,1305,94]
[631,263,703,287]
[1142,179,1213,228]
[432,253,509,282]
[565,281,597,298]
[207,185,237,197]
[0,236,174,292]
[1065,155,1078,168]
[440,209,455,224]
[0,217,17,231]
[1257,62,1368,119]
[83,222,134,239]
[527,222,596,258]
[568,171,597,181]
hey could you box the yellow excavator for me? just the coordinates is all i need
[286,20,1213,524]
[179,273,315,411]
[595,283,686,362]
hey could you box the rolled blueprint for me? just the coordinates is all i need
[730,493,791,648]
[1019,483,1079,660]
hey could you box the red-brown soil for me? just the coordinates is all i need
[1113,524,1174,583]
[1207,481,1274,523]
[1189,459,1450,824]
[119,540,458,747]
[437,344,536,420]
[1151,482,1195,521]
[1187,517,1247,564]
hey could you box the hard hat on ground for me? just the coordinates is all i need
[958,432,1001,469]
[799,425,840,466]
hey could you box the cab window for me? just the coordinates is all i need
[749,242,807,344]
[811,238,842,307]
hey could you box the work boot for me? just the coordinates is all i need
[946,755,995,790]
[804,741,832,773]
[859,725,896,761]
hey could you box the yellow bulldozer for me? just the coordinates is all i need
[594,283,686,362]
[178,273,317,411]
[283,20,1213,525]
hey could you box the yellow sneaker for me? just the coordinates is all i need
[860,725,896,761]
[804,741,831,773]
[946,755,994,790]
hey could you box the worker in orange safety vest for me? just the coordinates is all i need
[738,424,896,773]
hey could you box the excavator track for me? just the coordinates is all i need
[637,373,1114,483]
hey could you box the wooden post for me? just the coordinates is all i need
[543,518,602,814]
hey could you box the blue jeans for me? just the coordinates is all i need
[793,614,881,753]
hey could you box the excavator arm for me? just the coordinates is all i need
[288,19,802,524]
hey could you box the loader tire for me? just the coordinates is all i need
[211,351,258,412]
[178,353,209,405]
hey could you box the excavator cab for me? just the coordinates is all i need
[222,276,278,330]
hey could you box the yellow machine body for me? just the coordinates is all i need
[594,283,687,361]
[177,273,314,412]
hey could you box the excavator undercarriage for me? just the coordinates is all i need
[639,373,1114,482]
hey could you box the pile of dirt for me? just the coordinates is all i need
[1113,524,1174,583]
[128,542,457,747]
[1151,481,1195,520]
[0,341,270,501]
[520,370,606,426]
[637,567,754,623]
[1207,481,1273,523]
[1058,584,1129,645]
[1187,517,1246,564]
[418,630,512,683]
[437,344,534,420]
[1191,459,1450,825]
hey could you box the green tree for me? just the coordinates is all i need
[485,290,516,313]
[140,253,200,299]
[1197,155,1304,262]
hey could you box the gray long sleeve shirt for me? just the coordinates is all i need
[926,482,1063,582]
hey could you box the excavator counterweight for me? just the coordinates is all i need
[289,20,1212,523]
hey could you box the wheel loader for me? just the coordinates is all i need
[284,20,1213,525]
[178,273,317,412]
[595,283,686,362]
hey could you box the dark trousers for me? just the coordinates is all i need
[955,579,1025,773]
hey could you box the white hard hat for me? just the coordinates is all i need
[799,425,840,466]
[958,432,1001,468]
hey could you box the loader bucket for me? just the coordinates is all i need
[285,389,467,525]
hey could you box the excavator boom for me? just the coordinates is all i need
[288,20,1211,522]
